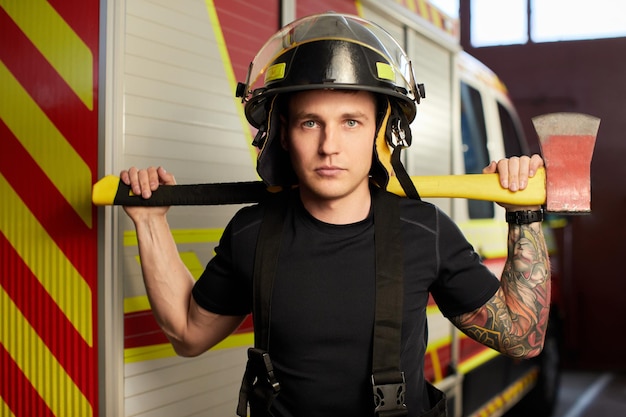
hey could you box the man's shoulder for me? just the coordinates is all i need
[380,190,456,232]
[229,191,294,235]
[229,203,264,237]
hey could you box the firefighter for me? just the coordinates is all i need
[120,12,549,417]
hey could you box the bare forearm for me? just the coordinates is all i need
[133,214,196,343]
[452,222,551,358]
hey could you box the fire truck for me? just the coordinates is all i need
[1,0,561,416]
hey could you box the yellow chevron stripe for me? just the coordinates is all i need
[124,343,176,364]
[0,173,93,345]
[0,62,93,228]
[458,345,500,375]
[0,288,92,416]
[0,0,93,110]
[430,348,443,382]
[470,367,538,417]
[124,295,152,315]
[355,0,364,16]
[427,304,441,315]
[426,334,451,353]
[179,251,205,278]
[1,397,16,417]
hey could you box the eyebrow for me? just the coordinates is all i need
[291,110,370,120]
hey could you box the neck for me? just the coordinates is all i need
[298,184,372,225]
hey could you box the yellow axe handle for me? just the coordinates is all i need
[92,167,546,207]
[388,167,546,206]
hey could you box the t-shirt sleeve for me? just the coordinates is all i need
[191,207,260,316]
[429,210,500,318]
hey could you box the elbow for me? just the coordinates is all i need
[169,337,207,357]
[523,340,546,359]
[174,346,205,358]
[161,328,208,357]
[509,348,542,360]
[501,337,545,359]
[156,319,210,357]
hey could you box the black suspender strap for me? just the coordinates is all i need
[371,188,408,416]
[237,192,289,417]
[251,192,289,350]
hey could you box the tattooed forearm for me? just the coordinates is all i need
[451,222,551,358]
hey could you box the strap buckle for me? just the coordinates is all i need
[248,348,281,393]
[372,372,408,416]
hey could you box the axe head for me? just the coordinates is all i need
[532,112,599,213]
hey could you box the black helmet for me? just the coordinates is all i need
[236,12,425,190]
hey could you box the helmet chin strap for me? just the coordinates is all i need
[388,101,420,200]
[374,99,421,200]
[390,144,420,200]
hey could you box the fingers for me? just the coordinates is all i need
[499,156,524,191]
[487,154,544,192]
[482,160,497,175]
[528,154,544,177]
[119,166,175,199]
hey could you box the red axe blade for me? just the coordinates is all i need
[533,112,599,213]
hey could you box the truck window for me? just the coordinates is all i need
[460,82,494,219]
[498,102,524,157]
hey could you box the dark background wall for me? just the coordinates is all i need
[458,4,626,370]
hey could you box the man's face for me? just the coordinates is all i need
[282,89,377,203]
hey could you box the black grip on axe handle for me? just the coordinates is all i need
[113,180,273,206]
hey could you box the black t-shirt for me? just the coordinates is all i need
[192,188,499,417]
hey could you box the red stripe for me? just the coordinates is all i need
[0,337,56,417]
[0,7,98,168]
[0,236,97,407]
[124,310,169,348]
[237,314,254,333]
[424,353,434,381]
[296,0,359,19]
[460,337,492,361]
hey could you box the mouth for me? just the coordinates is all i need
[315,165,344,177]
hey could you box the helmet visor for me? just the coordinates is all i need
[240,12,419,103]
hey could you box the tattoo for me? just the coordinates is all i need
[451,223,551,358]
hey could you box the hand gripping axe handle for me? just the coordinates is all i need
[92,112,599,212]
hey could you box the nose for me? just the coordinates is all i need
[319,125,340,155]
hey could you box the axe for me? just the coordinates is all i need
[92,112,599,213]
